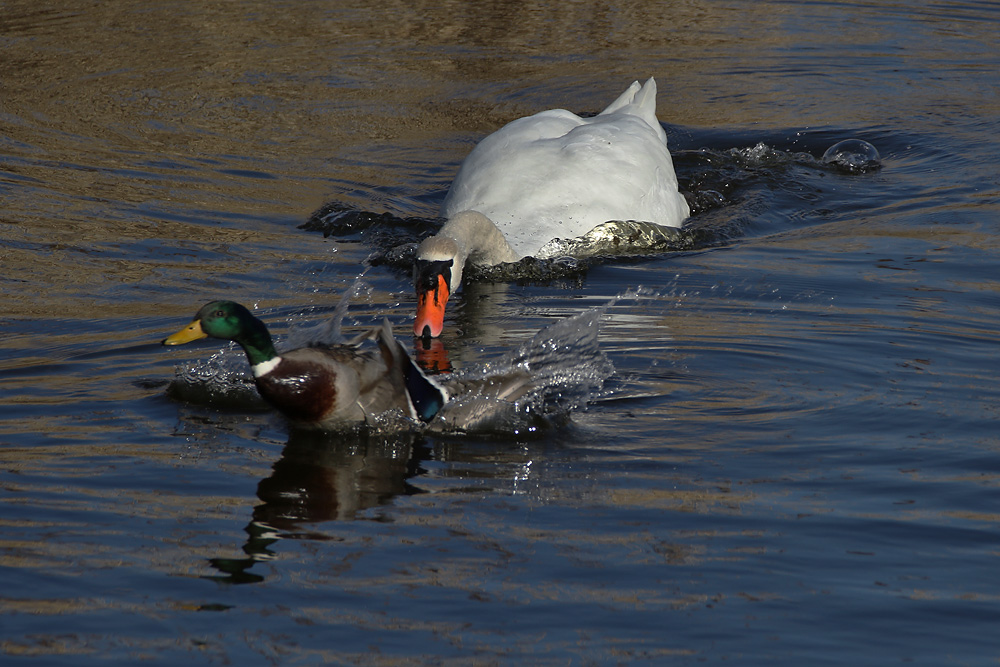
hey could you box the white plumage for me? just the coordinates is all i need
[439,77,689,259]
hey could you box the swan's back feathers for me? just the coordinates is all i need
[439,77,688,259]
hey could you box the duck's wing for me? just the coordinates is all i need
[371,319,449,422]
[429,307,613,434]
[426,371,535,433]
[439,368,534,403]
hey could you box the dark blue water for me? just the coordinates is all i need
[2,1,1000,663]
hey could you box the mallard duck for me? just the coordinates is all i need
[163,299,612,434]
[414,77,690,337]
[163,301,448,427]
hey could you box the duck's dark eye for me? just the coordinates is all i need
[214,310,225,318]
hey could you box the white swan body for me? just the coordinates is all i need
[442,78,688,258]
[414,78,689,337]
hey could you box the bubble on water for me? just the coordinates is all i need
[821,139,881,174]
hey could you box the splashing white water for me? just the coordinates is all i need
[430,304,615,435]
[534,220,687,260]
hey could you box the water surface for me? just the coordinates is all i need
[2,0,1000,663]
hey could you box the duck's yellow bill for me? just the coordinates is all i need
[163,319,207,346]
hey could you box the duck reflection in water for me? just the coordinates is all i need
[207,429,426,585]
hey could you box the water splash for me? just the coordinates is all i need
[534,220,695,260]
[430,303,616,435]
[675,134,884,234]
[167,345,266,410]
[283,276,372,349]
[301,202,707,284]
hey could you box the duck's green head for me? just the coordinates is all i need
[163,300,276,365]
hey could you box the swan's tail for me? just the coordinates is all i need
[600,79,643,115]
[598,78,666,144]
[632,77,658,114]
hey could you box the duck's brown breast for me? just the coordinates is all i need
[255,348,367,424]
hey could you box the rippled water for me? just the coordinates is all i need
[2,0,1000,663]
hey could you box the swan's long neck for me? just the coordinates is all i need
[417,210,518,289]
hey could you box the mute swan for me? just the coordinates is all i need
[414,77,689,337]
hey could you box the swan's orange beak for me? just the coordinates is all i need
[414,273,450,338]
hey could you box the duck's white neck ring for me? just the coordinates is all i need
[252,356,282,377]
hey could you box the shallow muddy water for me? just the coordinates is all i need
[2,1,1000,663]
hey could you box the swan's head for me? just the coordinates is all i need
[414,236,464,338]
